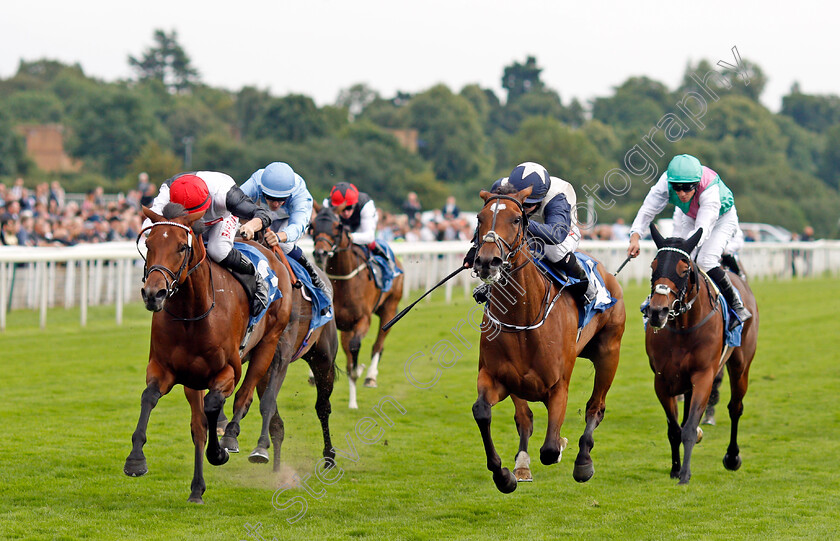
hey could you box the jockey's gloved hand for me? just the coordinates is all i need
[463,245,477,268]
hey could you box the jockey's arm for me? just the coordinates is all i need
[225,186,272,240]
[629,174,670,239]
[278,191,313,245]
[348,200,378,245]
[689,184,722,248]
[528,193,571,245]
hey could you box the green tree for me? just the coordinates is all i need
[0,110,30,177]
[129,29,200,94]
[781,87,840,133]
[336,83,379,120]
[679,58,768,103]
[407,84,493,183]
[126,140,183,190]
[818,124,840,190]
[249,94,327,142]
[697,95,786,167]
[1,91,64,124]
[502,56,545,103]
[592,76,672,133]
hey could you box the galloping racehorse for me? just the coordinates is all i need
[645,224,758,484]
[125,205,291,503]
[471,187,625,493]
[311,206,403,409]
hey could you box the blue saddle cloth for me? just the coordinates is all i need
[369,241,403,293]
[287,257,334,332]
[235,242,283,326]
[534,252,617,329]
[638,292,743,348]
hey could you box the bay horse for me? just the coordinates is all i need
[645,224,758,484]
[471,186,625,493]
[310,206,403,409]
[124,205,316,503]
[220,252,339,470]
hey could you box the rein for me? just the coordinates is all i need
[651,250,721,334]
[137,221,216,322]
[315,225,370,280]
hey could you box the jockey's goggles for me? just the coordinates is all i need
[671,182,698,193]
[264,193,289,203]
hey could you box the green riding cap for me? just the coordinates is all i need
[667,154,702,184]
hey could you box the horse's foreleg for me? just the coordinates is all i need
[367,294,399,388]
[511,396,534,482]
[205,365,235,467]
[221,341,277,454]
[250,353,290,464]
[540,382,570,467]
[306,350,336,460]
[343,322,369,409]
[473,372,516,494]
[124,364,174,477]
[678,372,714,484]
[184,387,207,504]
[654,377,681,479]
[724,352,751,471]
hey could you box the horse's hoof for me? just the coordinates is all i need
[220,436,239,453]
[207,448,229,466]
[678,477,691,485]
[493,468,518,493]
[364,378,377,388]
[573,460,594,483]
[216,420,228,437]
[124,458,148,477]
[249,448,270,464]
[696,427,704,443]
[513,467,532,482]
[187,494,205,504]
[723,453,742,471]
[702,415,716,426]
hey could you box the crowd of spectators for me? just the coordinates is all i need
[0,177,145,247]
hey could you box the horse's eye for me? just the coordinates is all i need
[179,244,189,253]
[513,217,521,225]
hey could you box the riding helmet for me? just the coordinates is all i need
[170,174,211,214]
[330,182,360,207]
[260,162,298,198]
[667,154,702,185]
[506,162,551,204]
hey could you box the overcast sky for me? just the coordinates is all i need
[2,0,838,112]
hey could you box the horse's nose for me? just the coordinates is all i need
[313,249,326,267]
[141,286,167,312]
[474,254,503,280]
[648,305,669,328]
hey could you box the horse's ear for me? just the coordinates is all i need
[515,185,533,203]
[143,206,164,223]
[479,190,492,202]
[685,228,703,253]
[650,223,665,248]
[313,199,323,213]
[186,211,205,227]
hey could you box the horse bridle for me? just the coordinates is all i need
[475,194,529,271]
[650,246,700,320]
[137,221,215,321]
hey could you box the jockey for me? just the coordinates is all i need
[144,171,272,317]
[240,161,327,293]
[323,182,394,272]
[626,154,752,328]
[465,162,596,306]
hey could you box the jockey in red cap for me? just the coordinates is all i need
[324,182,393,270]
[144,171,273,317]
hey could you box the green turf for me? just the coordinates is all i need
[1,278,838,540]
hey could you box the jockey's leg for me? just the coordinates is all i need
[220,248,268,317]
[286,245,328,292]
[368,241,395,274]
[554,252,596,304]
[706,266,751,329]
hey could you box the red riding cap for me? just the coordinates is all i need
[330,182,359,207]
[170,174,211,214]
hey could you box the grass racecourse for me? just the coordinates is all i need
[1,277,839,540]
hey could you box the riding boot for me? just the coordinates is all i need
[707,266,751,330]
[720,253,744,278]
[298,253,328,292]
[221,248,269,317]
[473,283,491,304]
[556,253,597,305]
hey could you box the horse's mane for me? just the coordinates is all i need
[492,183,519,196]
[162,203,207,235]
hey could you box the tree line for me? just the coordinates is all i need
[1,29,839,237]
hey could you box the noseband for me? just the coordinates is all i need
[476,194,529,270]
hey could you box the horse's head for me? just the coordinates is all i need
[647,224,703,328]
[310,205,346,268]
[139,204,206,312]
[473,185,530,283]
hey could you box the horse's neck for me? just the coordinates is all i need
[327,244,365,274]
[489,254,548,322]
[176,261,214,313]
